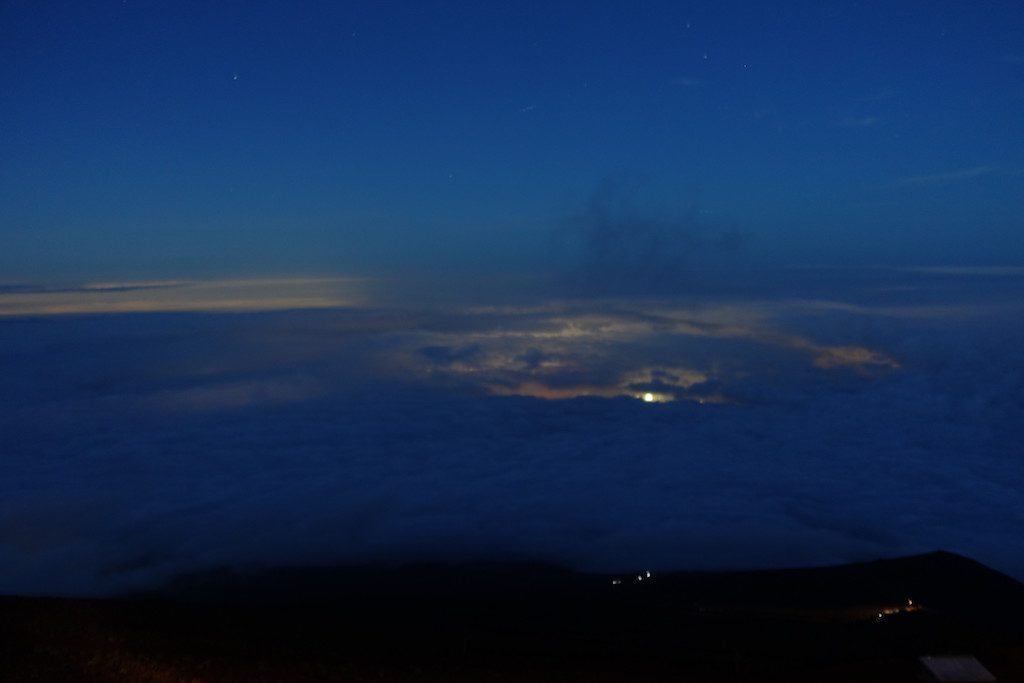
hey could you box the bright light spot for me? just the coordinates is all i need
[633,390,675,404]
[612,579,622,585]
[637,575,643,581]
[907,599,913,606]
[645,570,651,578]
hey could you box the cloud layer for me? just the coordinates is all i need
[1,269,1023,596]
[0,277,369,315]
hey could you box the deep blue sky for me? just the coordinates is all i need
[2,0,1023,282]
[4,2,1024,595]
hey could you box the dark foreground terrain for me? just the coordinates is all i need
[3,551,1023,682]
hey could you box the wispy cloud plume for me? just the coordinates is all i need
[892,165,1000,188]
[558,181,747,297]
[0,277,370,316]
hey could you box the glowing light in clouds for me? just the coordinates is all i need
[392,300,900,406]
[0,275,903,409]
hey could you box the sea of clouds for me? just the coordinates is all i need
[1,268,1023,596]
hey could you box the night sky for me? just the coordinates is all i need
[3,0,1024,280]
[2,2,1024,596]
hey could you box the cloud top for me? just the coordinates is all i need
[1,269,1022,596]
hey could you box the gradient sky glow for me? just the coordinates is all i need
[3,2,1024,597]
[2,0,1023,283]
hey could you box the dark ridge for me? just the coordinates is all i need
[3,551,1023,682]
[647,550,1024,614]
[153,550,1024,616]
